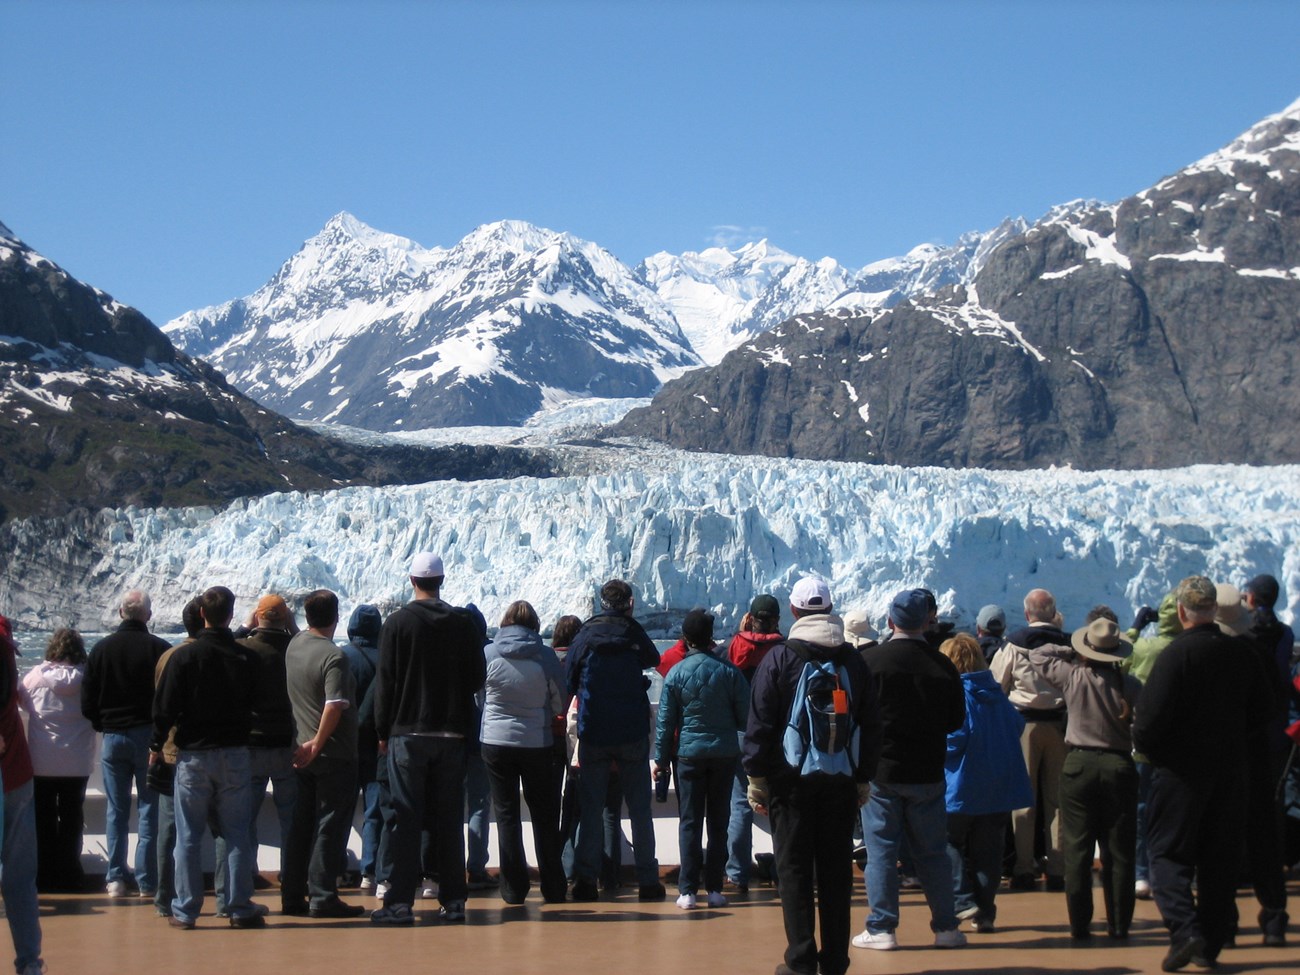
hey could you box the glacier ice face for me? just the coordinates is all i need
[4,444,1296,638]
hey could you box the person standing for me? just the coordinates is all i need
[564,578,664,902]
[82,590,170,898]
[939,633,1031,935]
[479,600,569,904]
[990,588,1070,891]
[744,576,881,975]
[282,590,364,919]
[853,588,967,952]
[724,595,784,894]
[655,609,749,910]
[19,628,96,892]
[150,586,264,929]
[1133,575,1270,971]
[342,603,383,892]
[1028,617,1142,940]
[1,613,46,975]
[371,553,486,926]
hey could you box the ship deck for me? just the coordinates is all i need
[31,873,1299,974]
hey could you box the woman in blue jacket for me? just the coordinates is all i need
[480,601,569,904]
[653,610,749,910]
[941,633,1033,933]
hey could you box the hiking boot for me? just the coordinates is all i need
[1162,936,1209,972]
[439,901,466,923]
[370,903,414,926]
[934,928,967,949]
[166,915,195,930]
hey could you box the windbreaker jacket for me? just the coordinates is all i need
[480,625,568,749]
[743,613,882,785]
[565,612,660,747]
[990,622,1069,715]
[944,669,1032,815]
[654,647,749,763]
[20,661,96,778]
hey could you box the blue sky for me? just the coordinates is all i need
[5,0,1300,325]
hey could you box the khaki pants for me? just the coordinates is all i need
[1011,718,1066,877]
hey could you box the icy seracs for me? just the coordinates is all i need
[6,447,1296,636]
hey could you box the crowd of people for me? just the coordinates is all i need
[0,560,1297,975]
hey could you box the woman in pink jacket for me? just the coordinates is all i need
[19,628,96,892]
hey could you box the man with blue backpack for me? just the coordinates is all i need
[743,577,882,975]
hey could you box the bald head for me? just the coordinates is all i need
[1023,589,1056,624]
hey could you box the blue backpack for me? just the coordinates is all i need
[782,642,859,777]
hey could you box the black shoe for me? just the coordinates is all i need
[310,900,365,919]
[281,901,310,916]
[1009,872,1037,891]
[1162,936,1208,972]
[638,882,666,902]
[228,913,266,929]
[1263,931,1285,947]
[439,900,466,923]
[570,880,599,902]
[1044,875,1065,892]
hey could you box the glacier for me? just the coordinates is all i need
[4,443,1297,636]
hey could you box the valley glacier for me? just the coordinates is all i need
[4,443,1297,636]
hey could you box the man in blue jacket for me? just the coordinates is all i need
[564,578,663,902]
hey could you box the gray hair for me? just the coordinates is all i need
[120,590,152,622]
[1023,588,1056,623]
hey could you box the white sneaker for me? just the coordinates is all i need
[359,876,376,892]
[375,881,391,900]
[419,878,439,899]
[106,880,130,898]
[852,929,898,950]
[1135,879,1152,899]
[675,893,697,910]
[934,928,967,949]
[705,891,727,908]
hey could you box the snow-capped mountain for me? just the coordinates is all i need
[637,223,1023,366]
[165,215,702,429]
[3,445,1296,639]
[619,96,1300,470]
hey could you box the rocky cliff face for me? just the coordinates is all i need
[616,98,1300,469]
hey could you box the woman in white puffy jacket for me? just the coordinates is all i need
[19,628,96,892]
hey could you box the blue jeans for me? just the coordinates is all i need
[1135,758,1154,882]
[358,778,383,878]
[862,780,957,934]
[575,735,659,886]
[726,749,753,885]
[465,749,491,876]
[676,756,733,895]
[3,780,43,972]
[173,748,256,923]
[101,724,158,891]
[154,792,176,915]
[215,745,297,913]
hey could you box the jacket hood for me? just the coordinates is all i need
[788,613,847,653]
[348,604,383,645]
[1156,592,1183,637]
[962,668,1002,703]
[489,625,546,660]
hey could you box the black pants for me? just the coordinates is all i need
[481,743,566,903]
[34,776,88,892]
[769,775,857,975]
[282,755,358,909]
[1059,749,1137,936]
[1235,748,1289,937]
[1147,765,1245,958]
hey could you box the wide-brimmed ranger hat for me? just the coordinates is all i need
[1071,617,1133,663]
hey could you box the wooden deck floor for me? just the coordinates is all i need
[29,875,1299,974]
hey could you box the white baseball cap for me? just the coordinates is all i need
[409,552,444,577]
[790,576,832,612]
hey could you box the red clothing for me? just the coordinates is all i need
[656,639,689,678]
[0,614,35,792]
[727,629,784,678]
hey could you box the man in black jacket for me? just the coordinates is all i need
[1134,575,1271,971]
[371,553,486,926]
[150,586,263,929]
[853,588,966,952]
[743,576,882,975]
[83,589,170,898]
